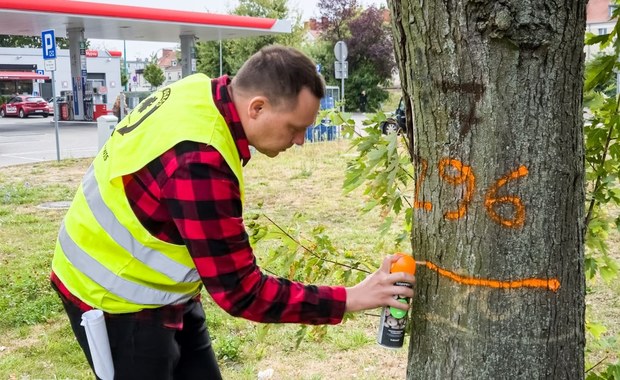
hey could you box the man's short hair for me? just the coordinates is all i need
[231,45,325,107]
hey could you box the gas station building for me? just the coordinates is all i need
[0,0,290,120]
[0,47,122,114]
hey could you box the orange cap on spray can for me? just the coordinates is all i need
[391,252,416,275]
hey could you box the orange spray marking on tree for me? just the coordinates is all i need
[420,260,560,292]
[414,159,433,212]
[484,165,529,228]
[438,158,476,220]
[377,254,560,349]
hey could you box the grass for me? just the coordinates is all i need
[0,138,618,378]
[0,140,409,379]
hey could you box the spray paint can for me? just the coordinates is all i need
[377,253,416,349]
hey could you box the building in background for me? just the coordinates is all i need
[125,58,150,92]
[586,0,618,60]
[157,48,182,87]
[124,48,182,92]
[0,47,122,111]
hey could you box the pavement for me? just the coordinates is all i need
[349,112,369,136]
[0,112,372,168]
[0,116,99,168]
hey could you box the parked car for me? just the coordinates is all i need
[0,95,49,118]
[380,98,407,134]
[46,96,65,115]
[47,97,54,115]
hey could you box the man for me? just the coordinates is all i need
[112,93,128,121]
[51,45,415,379]
[359,90,368,112]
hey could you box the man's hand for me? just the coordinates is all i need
[345,255,416,313]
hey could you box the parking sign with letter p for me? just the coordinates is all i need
[41,29,56,60]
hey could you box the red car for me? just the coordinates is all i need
[0,95,49,118]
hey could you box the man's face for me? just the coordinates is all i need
[244,87,320,157]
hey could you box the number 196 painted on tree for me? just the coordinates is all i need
[414,158,529,228]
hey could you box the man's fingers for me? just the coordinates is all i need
[387,297,410,311]
[379,255,395,272]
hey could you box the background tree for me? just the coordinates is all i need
[143,62,164,90]
[196,0,304,77]
[0,35,74,49]
[316,0,358,41]
[579,3,620,376]
[314,1,395,111]
[387,0,587,378]
[344,6,394,111]
[196,41,234,78]
[120,66,128,89]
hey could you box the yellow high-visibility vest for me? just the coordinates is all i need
[52,74,245,313]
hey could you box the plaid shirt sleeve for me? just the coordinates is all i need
[159,142,346,325]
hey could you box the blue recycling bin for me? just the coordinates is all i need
[305,125,316,142]
[305,119,336,142]
[320,96,335,111]
[317,124,335,141]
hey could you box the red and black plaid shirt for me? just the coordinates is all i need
[52,75,346,328]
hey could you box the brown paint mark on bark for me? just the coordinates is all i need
[441,81,486,136]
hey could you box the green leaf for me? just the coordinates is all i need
[585,256,598,279]
[367,145,388,166]
[600,256,620,284]
[585,32,611,46]
[586,321,608,340]
[586,372,605,380]
[585,55,617,92]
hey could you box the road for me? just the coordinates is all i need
[0,112,368,168]
[0,116,99,168]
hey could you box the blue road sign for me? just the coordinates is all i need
[36,69,45,75]
[42,29,56,60]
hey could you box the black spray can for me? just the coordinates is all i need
[377,253,415,348]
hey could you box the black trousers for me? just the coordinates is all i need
[62,299,223,380]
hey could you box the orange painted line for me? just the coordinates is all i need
[421,261,560,292]
[414,159,433,211]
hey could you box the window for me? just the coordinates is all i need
[610,5,618,18]
[171,60,177,67]
[598,28,608,35]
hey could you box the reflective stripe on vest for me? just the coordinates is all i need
[77,165,199,283]
[58,224,193,305]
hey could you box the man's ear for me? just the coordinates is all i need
[248,96,268,120]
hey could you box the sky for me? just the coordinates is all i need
[87,0,387,60]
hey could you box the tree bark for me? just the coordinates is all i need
[387,1,586,378]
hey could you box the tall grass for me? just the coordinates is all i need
[0,140,409,379]
[1,139,617,378]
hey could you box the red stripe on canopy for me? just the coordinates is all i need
[0,0,278,29]
[0,71,49,80]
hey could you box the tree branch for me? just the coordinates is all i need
[584,97,620,228]
[262,214,372,274]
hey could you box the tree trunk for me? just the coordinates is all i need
[387,1,586,378]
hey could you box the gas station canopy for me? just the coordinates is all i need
[0,0,291,42]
